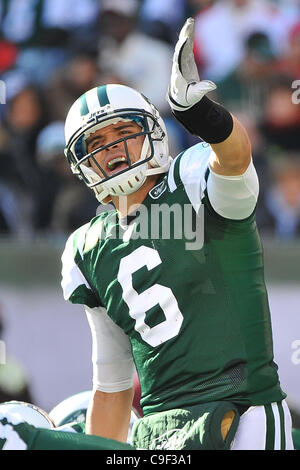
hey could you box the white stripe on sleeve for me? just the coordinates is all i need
[61,226,92,300]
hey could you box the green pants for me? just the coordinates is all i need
[131,401,240,450]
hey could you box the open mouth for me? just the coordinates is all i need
[106,156,129,175]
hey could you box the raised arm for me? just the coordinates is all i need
[209,115,251,175]
[167,18,251,176]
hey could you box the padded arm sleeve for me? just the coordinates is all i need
[85,306,135,393]
[206,159,259,220]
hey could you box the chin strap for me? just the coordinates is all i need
[80,165,109,202]
[146,156,173,176]
[79,155,172,203]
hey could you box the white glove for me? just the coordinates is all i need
[167,17,217,112]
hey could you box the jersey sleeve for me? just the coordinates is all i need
[167,142,259,220]
[0,413,134,450]
[61,225,100,308]
[85,306,135,393]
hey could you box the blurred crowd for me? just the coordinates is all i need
[0,0,300,241]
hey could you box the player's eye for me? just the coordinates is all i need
[89,139,102,151]
[120,129,133,136]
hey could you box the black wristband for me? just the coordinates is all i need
[172,96,234,144]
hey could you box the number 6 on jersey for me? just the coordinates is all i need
[118,245,184,347]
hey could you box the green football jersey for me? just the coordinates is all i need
[61,142,286,416]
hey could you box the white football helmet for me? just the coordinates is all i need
[64,84,172,203]
[49,390,91,427]
[0,401,55,428]
[49,390,139,443]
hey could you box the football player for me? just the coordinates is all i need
[61,18,294,450]
[0,400,134,450]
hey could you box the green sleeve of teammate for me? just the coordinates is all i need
[29,428,135,450]
[1,419,135,450]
